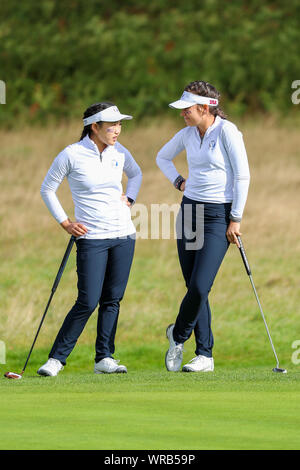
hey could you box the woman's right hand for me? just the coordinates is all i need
[61,219,88,237]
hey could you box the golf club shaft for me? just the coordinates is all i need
[237,236,280,368]
[22,235,76,373]
[21,291,55,373]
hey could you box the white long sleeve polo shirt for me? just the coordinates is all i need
[156,116,250,221]
[41,135,142,239]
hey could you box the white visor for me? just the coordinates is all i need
[169,91,218,109]
[83,106,133,126]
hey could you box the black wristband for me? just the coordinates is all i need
[173,175,185,191]
[127,197,135,205]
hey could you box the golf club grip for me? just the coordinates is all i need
[237,236,252,276]
[52,235,76,292]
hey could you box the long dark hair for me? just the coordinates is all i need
[80,102,115,140]
[184,81,226,119]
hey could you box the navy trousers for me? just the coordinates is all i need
[49,236,135,365]
[173,196,231,357]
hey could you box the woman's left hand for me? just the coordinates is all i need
[226,221,242,247]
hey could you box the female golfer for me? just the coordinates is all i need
[156,81,250,372]
[38,102,142,376]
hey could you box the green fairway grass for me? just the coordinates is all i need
[1,346,300,450]
[1,367,300,450]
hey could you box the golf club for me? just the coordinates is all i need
[237,235,287,374]
[4,235,76,379]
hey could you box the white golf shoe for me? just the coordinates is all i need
[165,324,184,372]
[182,355,214,372]
[94,357,127,374]
[37,358,64,377]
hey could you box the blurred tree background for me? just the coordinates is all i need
[0,0,300,126]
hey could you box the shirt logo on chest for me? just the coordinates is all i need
[209,140,216,150]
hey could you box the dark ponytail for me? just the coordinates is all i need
[80,101,115,140]
[184,81,226,119]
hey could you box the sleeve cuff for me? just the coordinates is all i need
[229,215,242,222]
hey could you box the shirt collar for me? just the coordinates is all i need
[208,115,221,133]
[81,134,115,155]
[194,115,221,139]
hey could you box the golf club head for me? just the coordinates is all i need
[272,367,287,374]
[4,371,23,379]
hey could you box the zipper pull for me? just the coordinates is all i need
[100,153,103,162]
